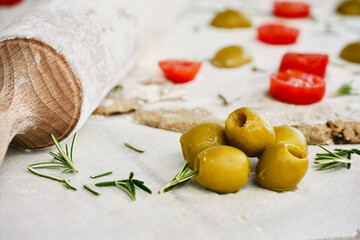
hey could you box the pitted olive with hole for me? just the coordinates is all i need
[210,9,252,29]
[274,126,308,153]
[256,143,309,192]
[194,145,251,193]
[211,46,252,68]
[225,107,275,157]
[180,122,228,168]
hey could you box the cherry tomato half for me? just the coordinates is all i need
[273,1,310,18]
[0,0,22,7]
[257,23,299,45]
[270,69,325,105]
[159,60,202,84]
[279,53,329,78]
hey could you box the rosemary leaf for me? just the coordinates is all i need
[29,162,67,169]
[90,171,113,179]
[95,181,116,187]
[251,66,266,73]
[62,168,76,174]
[70,132,78,162]
[330,81,358,97]
[115,182,136,200]
[84,184,101,195]
[64,179,77,191]
[316,162,340,171]
[28,167,67,182]
[347,152,352,170]
[28,167,76,191]
[124,142,145,153]
[218,94,229,106]
[133,180,152,194]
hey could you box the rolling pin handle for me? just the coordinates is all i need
[0,113,12,165]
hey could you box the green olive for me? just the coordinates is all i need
[336,0,360,15]
[256,143,308,192]
[194,145,251,193]
[340,42,360,63]
[225,107,275,157]
[274,126,308,153]
[211,46,252,68]
[180,122,228,168]
[210,9,252,29]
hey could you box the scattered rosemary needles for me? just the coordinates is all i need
[95,172,152,200]
[27,133,79,190]
[314,145,359,171]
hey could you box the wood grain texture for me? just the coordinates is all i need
[0,38,82,163]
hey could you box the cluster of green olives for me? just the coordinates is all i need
[180,107,309,193]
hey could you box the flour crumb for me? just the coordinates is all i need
[34,52,41,65]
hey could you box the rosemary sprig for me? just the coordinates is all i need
[124,142,145,153]
[330,81,358,97]
[50,133,79,173]
[159,161,198,194]
[27,133,79,190]
[314,145,358,171]
[218,94,229,106]
[251,66,267,73]
[90,171,113,179]
[28,166,77,190]
[95,172,152,200]
[84,184,101,195]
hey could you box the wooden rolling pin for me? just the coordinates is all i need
[0,0,189,164]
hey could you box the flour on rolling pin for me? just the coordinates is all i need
[0,0,190,163]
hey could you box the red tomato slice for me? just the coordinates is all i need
[0,0,22,7]
[158,60,202,84]
[270,69,326,105]
[273,1,310,18]
[257,23,299,45]
[279,53,329,78]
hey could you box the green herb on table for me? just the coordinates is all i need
[218,94,229,106]
[49,133,79,173]
[124,142,145,153]
[84,184,101,195]
[159,161,198,194]
[27,133,79,190]
[95,172,152,200]
[314,145,359,171]
[28,166,77,190]
[330,81,358,97]
[251,66,267,73]
[90,171,113,179]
